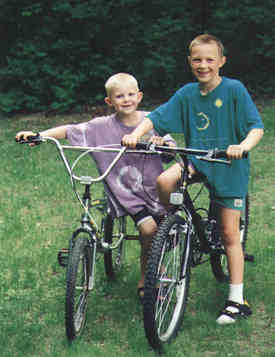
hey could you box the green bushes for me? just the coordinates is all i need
[0,0,274,113]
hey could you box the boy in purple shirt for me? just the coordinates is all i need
[16,73,175,303]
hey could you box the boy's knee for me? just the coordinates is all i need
[139,219,157,239]
[222,226,240,245]
[156,172,166,188]
[157,171,178,192]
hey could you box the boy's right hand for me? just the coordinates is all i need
[15,131,39,146]
[121,134,139,148]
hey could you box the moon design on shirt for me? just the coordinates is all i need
[196,112,210,131]
[116,166,143,194]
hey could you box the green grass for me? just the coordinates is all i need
[1,106,275,357]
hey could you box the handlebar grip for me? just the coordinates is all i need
[242,151,248,159]
[16,133,42,145]
[135,141,170,150]
[120,141,151,150]
[213,149,248,159]
[135,141,151,150]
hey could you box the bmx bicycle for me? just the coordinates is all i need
[16,134,147,342]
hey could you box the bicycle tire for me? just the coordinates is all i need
[143,213,192,351]
[103,214,125,279]
[210,195,250,282]
[65,235,93,341]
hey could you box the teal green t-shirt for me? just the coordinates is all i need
[148,77,264,197]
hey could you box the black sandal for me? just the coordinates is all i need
[217,300,252,323]
[137,287,145,304]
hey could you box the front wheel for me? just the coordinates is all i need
[143,213,192,351]
[103,214,126,279]
[65,235,93,341]
[210,195,249,282]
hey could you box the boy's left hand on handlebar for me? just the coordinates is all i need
[121,134,139,148]
[149,136,165,145]
[226,145,247,159]
[15,131,40,146]
[15,131,36,142]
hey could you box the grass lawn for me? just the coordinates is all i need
[1,102,275,357]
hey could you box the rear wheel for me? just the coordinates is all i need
[210,195,249,282]
[143,213,192,351]
[65,235,93,341]
[103,214,126,279]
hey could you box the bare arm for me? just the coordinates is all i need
[40,126,67,139]
[16,125,68,142]
[227,128,264,159]
[122,117,153,148]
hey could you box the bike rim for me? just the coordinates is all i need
[155,225,190,341]
[74,252,89,334]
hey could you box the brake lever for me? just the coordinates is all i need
[196,150,231,165]
[196,156,231,164]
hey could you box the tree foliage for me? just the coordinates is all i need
[0,0,274,113]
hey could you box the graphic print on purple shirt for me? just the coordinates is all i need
[66,112,174,218]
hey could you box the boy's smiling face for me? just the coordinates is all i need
[105,84,143,116]
[188,42,226,93]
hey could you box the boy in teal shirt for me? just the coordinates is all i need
[122,34,264,324]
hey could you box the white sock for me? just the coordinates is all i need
[216,284,244,325]
[228,283,244,304]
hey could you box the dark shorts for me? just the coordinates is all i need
[189,162,246,211]
[131,207,163,227]
[211,196,245,211]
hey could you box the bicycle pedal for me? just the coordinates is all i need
[57,249,69,267]
[244,253,255,263]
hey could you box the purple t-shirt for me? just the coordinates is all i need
[66,112,174,218]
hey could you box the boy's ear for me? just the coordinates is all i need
[220,56,227,68]
[104,97,113,107]
[138,91,143,102]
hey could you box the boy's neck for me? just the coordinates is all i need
[116,111,141,127]
[200,76,222,96]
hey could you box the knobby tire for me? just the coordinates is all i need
[143,214,192,351]
[65,236,92,341]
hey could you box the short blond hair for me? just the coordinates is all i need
[104,73,139,97]
[189,34,225,57]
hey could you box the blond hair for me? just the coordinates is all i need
[189,34,225,57]
[104,73,139,97]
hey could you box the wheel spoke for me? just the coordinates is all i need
[144,214,191,349]
[104,215,126,279]
[65,237,92,341]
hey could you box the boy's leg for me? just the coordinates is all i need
[156,163,182,208]
[138,217,158,290]
[217,206,251,324]
[131,208,160,300]
[220,207,244,285]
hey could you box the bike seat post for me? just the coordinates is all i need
[83,184,91,202]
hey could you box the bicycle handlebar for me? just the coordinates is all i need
[16,134,131,185]
[134,141,248,161]
[16,135,248,185]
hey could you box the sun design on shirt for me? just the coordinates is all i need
[196,112,210,131]
[215,98,223,108]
